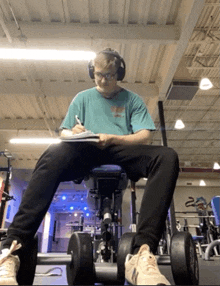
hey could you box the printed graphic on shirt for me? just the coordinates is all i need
[110,106,125,118]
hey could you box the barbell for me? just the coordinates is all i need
[16,231,199,285]
[17,232,123,285]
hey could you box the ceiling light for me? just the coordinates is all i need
[213,162,220,170]
[9,138,61,144]
[175,119,185,129]
[199,78,213,90]
[0,48,96,61]
[199,180,206,186]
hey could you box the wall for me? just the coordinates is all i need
[121,177,220,237]
[51,212,99,252]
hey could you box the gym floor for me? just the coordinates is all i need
[33,256,220,285]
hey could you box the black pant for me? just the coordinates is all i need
[2,142,179,254]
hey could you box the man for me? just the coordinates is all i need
[0,48,179,285]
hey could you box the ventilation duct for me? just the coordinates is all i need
[166,81,199,100]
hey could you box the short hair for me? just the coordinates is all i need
[93,48,121,71]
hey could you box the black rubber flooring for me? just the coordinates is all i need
[33,256,220,285]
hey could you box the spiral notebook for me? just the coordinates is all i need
[60,130,99,142]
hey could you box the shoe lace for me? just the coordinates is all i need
[138,248,158,273]
[0,240,22,265]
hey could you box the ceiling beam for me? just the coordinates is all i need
[187,66,219,70]
[0,9,12,43]
[0,22,179,46]
[100,0,109,24]
[156,0,205,101]
[0,80,159,98]
[0,119,62,130]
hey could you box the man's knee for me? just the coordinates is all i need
[160,146,179,167]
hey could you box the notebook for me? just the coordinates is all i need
[60,130,99,142]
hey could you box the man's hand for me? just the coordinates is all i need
[71,124,86,134]
[98,133,115,147]
[98,130,151,146]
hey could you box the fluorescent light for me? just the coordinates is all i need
[213,162,220,170]
[199,78,213,90]
[0,48,96,61]
[199,180,206,186]
[10,138,61,144]
[175,119,185,129]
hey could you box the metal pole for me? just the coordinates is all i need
[37,253,72,265]
[158,101,177,237]
[0,157,11,228]
[130,180,136,232]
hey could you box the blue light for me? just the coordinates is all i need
[70,206,74,210]
[86,213,90,217]
[62,196,67,201]
[84,207,88,211]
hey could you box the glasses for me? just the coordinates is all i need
[94,72,117,81]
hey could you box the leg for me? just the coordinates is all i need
[106,144,179,254]
[2,142,105,250]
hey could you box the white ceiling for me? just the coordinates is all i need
[0,0,219,211]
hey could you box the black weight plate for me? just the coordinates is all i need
[117,232,135,284]
[17,236,38,285]
[170,231,199,285]
[66,232,94,285]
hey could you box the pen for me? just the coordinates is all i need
[75,115,83,126]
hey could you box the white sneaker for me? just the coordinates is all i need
[125,244,170,285]
[0,241,22,285]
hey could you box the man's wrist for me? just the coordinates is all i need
[110,134,123,145]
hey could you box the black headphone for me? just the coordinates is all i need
[88,50,126,81]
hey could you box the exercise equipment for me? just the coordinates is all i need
[66,232,94,285]
[171,231,199,285]
[117,232,135,283]
[204,196,220,260]
[179,196,220,259]
[17,232,122,285]
[0,151,15,228]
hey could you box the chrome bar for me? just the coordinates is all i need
[156,255,171,265]
[37,253,72,265]
[94,263,118,283]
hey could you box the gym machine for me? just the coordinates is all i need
[177,196,220,259]
[0,151,15,228]
[204,196,220,260]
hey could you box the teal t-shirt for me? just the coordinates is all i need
[60,87,156,135]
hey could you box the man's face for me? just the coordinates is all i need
[94,65,118,94]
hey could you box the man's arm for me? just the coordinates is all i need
[99,129,152,146]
